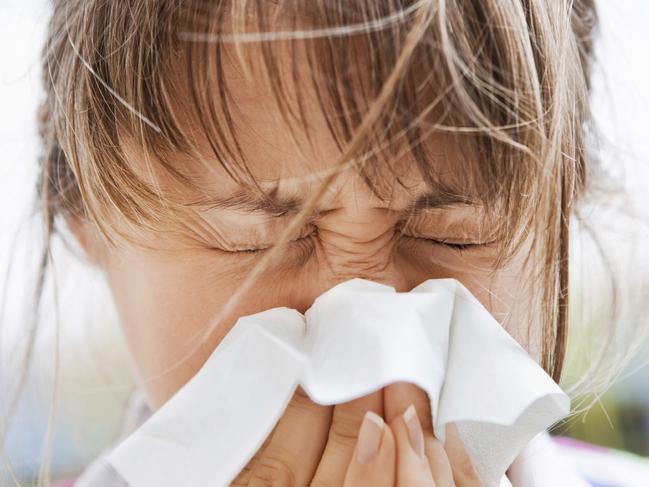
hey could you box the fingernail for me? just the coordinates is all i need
[356,410,384,464]
[403,404,425,459]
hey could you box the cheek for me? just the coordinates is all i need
[315,238,541,356]
[466,267,543,359]
[397,240,543,358]
[101,248,308,409]
[461,248,543,362]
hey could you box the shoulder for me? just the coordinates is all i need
[52,390,151,487]
[551,435,649,487]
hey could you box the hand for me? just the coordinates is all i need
[230,382,484,486]
[344,382,484,486]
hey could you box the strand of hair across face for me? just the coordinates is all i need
[178,1,423,43]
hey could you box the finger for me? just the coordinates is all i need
[384,382,434,434]
[442,423,483,486]
[342,410,396,487]
[310,389,384,487]
[422,428,455,486]
[230,429,274,485]
[384,384,454,485]
[243,386,332,487]
[390,404,437,487]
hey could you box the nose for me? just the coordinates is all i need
[297,205,413,306]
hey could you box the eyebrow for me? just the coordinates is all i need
[203,187,302,216]
[406,191,477,212]
[202,185,476,216]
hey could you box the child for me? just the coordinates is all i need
[17,0,649,485]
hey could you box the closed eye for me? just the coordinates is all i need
[426,238,480,251]
[219,230,317,254]
[405,235,496,252]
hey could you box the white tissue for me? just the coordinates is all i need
[106,278,570,487]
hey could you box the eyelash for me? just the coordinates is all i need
[421,238,478,252]
[236,234,480,255]
[237,232,315,255]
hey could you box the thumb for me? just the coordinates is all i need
[343,411,395,487]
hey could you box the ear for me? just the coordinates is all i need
[66,215,105,267]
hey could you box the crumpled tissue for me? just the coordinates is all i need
[106,278,570,487]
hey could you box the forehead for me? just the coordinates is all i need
[124,24,479,210]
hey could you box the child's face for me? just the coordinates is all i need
[76,41,541,410]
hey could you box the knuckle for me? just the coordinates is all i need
[310,476,338,487]
[230,452,259,486]
[248,453,297,487]
[230,467,251,486]
[286,386,316,413]
[328,413,362,448]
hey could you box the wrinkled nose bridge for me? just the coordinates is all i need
[313,207,410,291]
[316,206,397,252]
